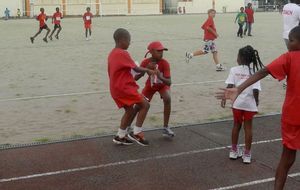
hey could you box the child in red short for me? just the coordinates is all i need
[30,8,51,43]
[83,7,93,40]
[108,28,156,146]
[134,41,174,137]
[49,7,63,40]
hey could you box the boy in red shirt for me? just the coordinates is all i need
[108,28,156,146]
[134,41,175,137]
[185,9,225,71]
[216,26,300,190]
[244,3,254,36]
[30,8,51,43]
[83,7,93,41]
[49,7,63,40]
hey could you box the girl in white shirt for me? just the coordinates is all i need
[221,45,264,164]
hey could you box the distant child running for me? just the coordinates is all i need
[216,26,300,190]
[185,9,225,71]
[30,8,51,43]
[221,45,264,164]
[134,41,175,137]
[108,28,156,146]
[49,7,63,40]
[83,7,93,40]
[235,7,247,38]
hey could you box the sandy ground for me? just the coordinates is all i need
[0,12,286,145]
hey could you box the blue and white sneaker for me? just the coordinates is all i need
[162,127,175,137]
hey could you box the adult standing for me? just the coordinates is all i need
[244,3,254,36]
[282,0,300,49]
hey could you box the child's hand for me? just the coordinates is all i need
[146,69,155,76]
[221,99,226,108]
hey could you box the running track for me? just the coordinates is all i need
[0,114,299,190]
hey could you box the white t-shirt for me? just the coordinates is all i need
[282,3,300,39]
[225,65,261,112]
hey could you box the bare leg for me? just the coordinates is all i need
[192,50,206,57]
[56,26,62,38]
[243,120,253,151]
[49,28,57,39]
[135,99,150,127]
[274,145,296,190]
[212,51,219,65]
[120,106,135,130]
[232,122,242,146]
[160,90,171,127]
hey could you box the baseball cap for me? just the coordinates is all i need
[144,41,168,57]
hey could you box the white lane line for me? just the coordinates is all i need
[209,172,300,190]
[0,138,281,183]
[0,80,224,102]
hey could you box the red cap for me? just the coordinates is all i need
[144,41,168,58]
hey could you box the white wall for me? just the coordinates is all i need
[131,0,160,15]
[178,0,244,14]
[0,0,23,17]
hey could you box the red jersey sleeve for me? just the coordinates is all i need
[201,17,212,30]
[266,53,290,81]
[140,59,148,68]
[119,50,136,69]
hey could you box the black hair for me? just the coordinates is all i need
[289,25,300,41]
[113,28,130,43]
[238,45,264,75]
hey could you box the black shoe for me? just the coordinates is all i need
[43,38,48,43]
[248,34,252,36]
[55,35,59,40]
[113,136,134,145]
[30,37,34,43]
[128,132,149,146]
[49,36,53,41]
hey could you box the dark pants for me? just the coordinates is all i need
[244,22,252,35]
[237,23,244,37]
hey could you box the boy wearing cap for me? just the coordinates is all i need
[108,28,156,146]
[185,9,225,71]
[134,41,175,137]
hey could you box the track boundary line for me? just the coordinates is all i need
[0,138,281,183]
[209,172,300,190]
[0,80,224,102]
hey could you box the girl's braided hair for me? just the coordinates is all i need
[238,45,264,75]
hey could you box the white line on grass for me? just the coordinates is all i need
[0,138,281,183]
[209,172,300,190]
[0,80,224,102]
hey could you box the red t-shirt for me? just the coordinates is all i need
[245,8,254,23]
[52,12,62,25]
[201,17,217,41]
[83,12,93,24]
[140,58,171,90]
[37,13,47,27]
[266,51,300,125]
[107,48,139,99]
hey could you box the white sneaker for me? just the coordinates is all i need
[243,153,251,164]
[185,52,193,63]
[229,147,243,160]
[162,127,175,137]
[216,64,226,71]
[86,37,89,41]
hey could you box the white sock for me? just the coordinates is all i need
[133,126,143,135]
[117,128,127,138]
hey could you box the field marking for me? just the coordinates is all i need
[0,80,224,102]
[0,138,281,183]
[209,172,300,190]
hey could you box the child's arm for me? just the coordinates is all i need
[133,66,155,76]
[207,26,218,37]
[221,84,234,108]
[157,73,171,86]
[216,68,269,102]
[134,72,145,81]
[235,13,239,23]
[253,89,259,106]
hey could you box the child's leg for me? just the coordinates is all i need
[212,51,219,65]
[243,119,253,153]
[274,145,297,190]
[49,27,56,38]
[45,27,51,38]
[32,29,42,38]
[56,26,62,37]
[160,90,171,128]
[134,98,150,129]
[192,50,206,57]
[85,28,88,38]
[89,28,92,36]
[120,106,135,131]
[232,122,242,148]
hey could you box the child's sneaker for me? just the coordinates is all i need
[49,36,53,41]
[242,153,251,164]
[113,136,134,145]
[30,37,34,43]
[216,64,226,71]
[185,52,193,63]
[229,147,243,160]
[162,127,175,137]
[43,37,48,43]
[128,132,149,146]
[55,35,59,40]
